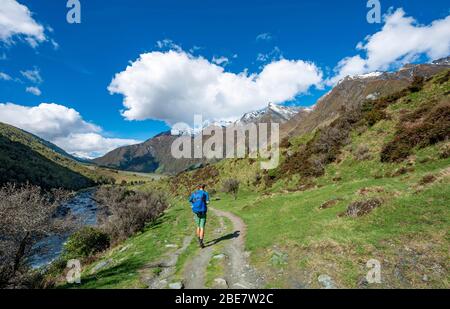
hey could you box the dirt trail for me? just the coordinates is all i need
[183,207,263,289]
[142,235,193,289]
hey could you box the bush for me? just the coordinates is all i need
[340,198,383,218]
[0,183,69,288]
[63,227,110,260]
[354,145,372,161]
[278,108,361,179]
[438,143,450,159]
[381,100,450,162]
[222,179,240,200]
[365,109,387,127]
[95,187,169,242]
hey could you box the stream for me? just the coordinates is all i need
[28,189,99,269]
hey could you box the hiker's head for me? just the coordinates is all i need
[198,184,206,190]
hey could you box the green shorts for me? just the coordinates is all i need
[194,212,207,229]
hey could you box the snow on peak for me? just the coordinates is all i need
[353,72,383,79]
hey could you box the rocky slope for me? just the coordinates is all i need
[282,59,450,138]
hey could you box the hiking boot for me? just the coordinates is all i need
[199,239,205,248]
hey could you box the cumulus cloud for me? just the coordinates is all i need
[52,133,141,159]
[25,86,41,96]
[0,0,46,47]
[108,50,323,126]
[0,102,140,158]
[329,8,450,84]
[0,72,12,81]
[21,67,42,83]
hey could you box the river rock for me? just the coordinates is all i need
[91,259,112,274]
[213,254,226,260]
[169,282,184,289]
[318,274,336,289]
[213,278,228,289]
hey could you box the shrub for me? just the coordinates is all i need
[408,76,425,93]
[95,187,169,243]
[354,145,372,161]
[340,198,383,218]
[365,109,387,127]
[438,143,450,159]
[381,100,450,162]
[278,108,360,179]
[222,179,240,200]
[63,227,110,260]
[419,174,437,186]
[0,183,69,288]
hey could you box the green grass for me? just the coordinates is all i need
[61,199,194,289]
[211,145,450,288]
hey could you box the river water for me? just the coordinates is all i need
[28,189,99,269]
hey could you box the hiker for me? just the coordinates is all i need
[189,184,210,248]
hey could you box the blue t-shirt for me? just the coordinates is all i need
[189,190,210,213]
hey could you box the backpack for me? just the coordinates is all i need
[190,190,207,214]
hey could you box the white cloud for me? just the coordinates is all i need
[21,67,42,83]
[52,133,141,159]
[25,86,41,96]
[0,102,140,158]
[256,32,273,41]
[0,0,46,47]
[0,72,12,81]
[212,56,229,66]
[108,50,323,126]
[330,8,450,84]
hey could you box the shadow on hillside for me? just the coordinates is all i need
[0,135,93,190]
[205,230,240,247]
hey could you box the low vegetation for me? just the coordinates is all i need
[63,227,110,260]
[95,186,169,243]
[0,183,69,288]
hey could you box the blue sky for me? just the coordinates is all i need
[0,0,449,157]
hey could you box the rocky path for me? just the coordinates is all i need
[182,207,263,289]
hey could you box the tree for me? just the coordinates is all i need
[0,183,69,288]
[222,179,240,200]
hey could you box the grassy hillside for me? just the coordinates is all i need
[0,123,94,190]
[167,69,450,288]
[0,122,155,190]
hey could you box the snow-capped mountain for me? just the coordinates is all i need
[236,102,301,126]
[171,103,302,136]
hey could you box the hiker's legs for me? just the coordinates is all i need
[199,213,207,242]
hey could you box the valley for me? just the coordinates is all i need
[1,60,449,289]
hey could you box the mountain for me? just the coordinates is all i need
[93,103,301,174]
[236,103,301,125]
[94,59,450,175]
[282,59,450,138]
[0,122,95,190]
